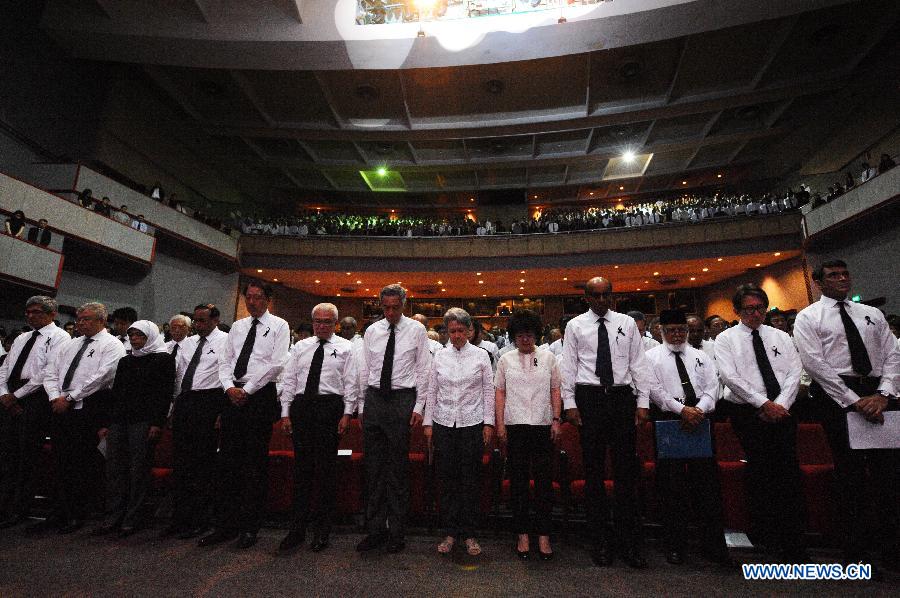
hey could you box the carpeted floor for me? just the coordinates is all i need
[0,523,895,597]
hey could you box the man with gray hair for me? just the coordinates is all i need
[627,310,660,352]
[0,296,70,528]
[40,302,126,533]
[166,314,192,359]
[277,303,358,554]
[356,284,431,554]
[413,313,443,357]
[339,316,360,344]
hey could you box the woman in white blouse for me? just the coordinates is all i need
[423,308,494,557]
[495,309,562,561]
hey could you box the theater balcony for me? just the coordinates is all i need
[26,163,238,269]
[802,165,899,241]
[0,172,156,267]
[0,232,63,293]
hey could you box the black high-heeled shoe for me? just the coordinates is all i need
[538,550,554,561]
[516,547,530,560]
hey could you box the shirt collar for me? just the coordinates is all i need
[737,321,758,335]
[819,295,843,308]
[37,322,57,335]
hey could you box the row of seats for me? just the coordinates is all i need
[146,420,837,537]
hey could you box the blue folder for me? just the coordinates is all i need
[654,419,713,459]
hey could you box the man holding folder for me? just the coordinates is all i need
[646,309,730,566]
[793,260,899,571]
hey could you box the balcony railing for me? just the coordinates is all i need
[802,166,899,239]
[0,232,64,291]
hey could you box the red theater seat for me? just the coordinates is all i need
[151,428,174,489]
[714,422,750,531]
[336,418,364,515]
[796,423,836,536]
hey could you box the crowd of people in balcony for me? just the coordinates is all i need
[3,210,52,247]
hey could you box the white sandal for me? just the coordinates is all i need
[437,537,455,554]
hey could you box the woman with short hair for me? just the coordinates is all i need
[423,307,494,556]
[495,309,562,561]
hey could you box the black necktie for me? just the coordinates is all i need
[595,318,614,386]
[837,302,872,376]
[380,324,396,393]
[751,329,781,400]
[673,351,698,407]
[181,336,206,393]
[8,330,40,390]
[303,339,327,397]
[233,318,259,380]
[62,337,94,391]
[170,343,179,359]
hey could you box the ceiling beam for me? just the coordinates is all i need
[231,71,275,126]
[203,76,849,142]
[275,0,304,23]
[748,16,798,90]
[143,65,203,122]
[663,37,691,104]
[190,0,211,24]
[311,72,347,129]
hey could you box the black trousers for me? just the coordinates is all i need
[172,389,224,529]
[289,393,344,537]
[815,378,899,559]
[103,420,153,528]
[434,422,483,539]
[0,389,50,517]
[50,395,103,521]
[730,404,804,553]
[363,386,416,539]
[213,383,277,534]
[507,424,554,536]
[575,384,641,550]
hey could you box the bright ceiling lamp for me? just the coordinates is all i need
[622,150,636,163]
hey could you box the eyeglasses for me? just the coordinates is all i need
[312,319,335,325]
[740,305,767,314]
[75,316,99,323]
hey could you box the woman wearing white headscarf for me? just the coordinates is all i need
[92,320,175,537]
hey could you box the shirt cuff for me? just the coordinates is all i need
[748,393,769,409]
[877,382,896,398]
[280,403,291,418]
[637,395,649,409]
[13,387,28,400]
[841,387,861,408]
[242,383,257,396]
[562,397,576,410]
[413,402,424,415]
[483,414,495,426]
[423,415,432,426]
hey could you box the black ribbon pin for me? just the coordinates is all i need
[772,346,781,357]
[87,349,95,358]
[331,349,338,358]
[617,327,626,337]
[695,357,703,368]
[864,316,874,326]
[207,348,216,354]
[263,327,271,337]
[533,357,538,367]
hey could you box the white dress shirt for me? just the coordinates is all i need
[426,338,444,357]
[280,334,358,417]
[559,309,656,409]
[218,310,290,395]
[359,315,431,413]
[548,338,564,356]
[646,342,718,415]
[424,342,494,428]
[641,336,661,352]
[0,323,70,398]
[175,328,228,394]
[43,329,126,408]
[166,338,188,357]
[496,348,560,426]
[793,296,899,407]
[715,323,802,410]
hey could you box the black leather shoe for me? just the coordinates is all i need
[516,548,530,560]
[666,550,684,565]
[198,528,238,547]
[623,548,648,569]
[356,533,388,552]
[177,525,207,540]
[236,532,257,549]
[278,529,306,553]
[385,537,405,553]
[310,536,329,552]
[591,545,613,567]
[0,514,27,529]
[58,519,84,535]
[90,523,119,536]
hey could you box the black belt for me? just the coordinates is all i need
[368,386,415,395]
[576,383,633,396]
[295,393,342,400]
[838,374,880,384]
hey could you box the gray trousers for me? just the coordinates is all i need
[103,421,153,528]
[363,387,416,539]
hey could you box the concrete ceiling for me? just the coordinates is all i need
[40,0,900,206]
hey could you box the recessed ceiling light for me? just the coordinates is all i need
[519,279,525,283]
[519,293,524,296]
[702,267,709,272]
[476,272,481,276]
[622,150,635,163]
[336,293,341,297]
[682,181,687,185]
[563,277,568,281]
[644,280,649,284]
[619,186,624,191]
[774,252,781,256]
[614,265,619,269]
[346,272,351,275]
[482,294,486,297]
[256,269,263,273]
[437,280,443,284]
[478,280,484,284]
[273,278,278,282]
[717,258,723,262]
[653,271,659,276]
[717,174,723,178]
[636,288,641,291]
[690,277,696,281]
[755,263,761,267]
[470,198,474,202]
[589,192,594,196]
[441,289,446,292]
[520,270,525,274]
[365,288,369,291]
[356,280,362,284]
[314,279,320,283]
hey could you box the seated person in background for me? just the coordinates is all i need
[860,162,878,183]
[878,153,896,173]
[77,188,93,208]
[5,211,26,238]
[94,197,112,217]
[131,215,149,233]
[114,205,132,225]
[26,219,52,246]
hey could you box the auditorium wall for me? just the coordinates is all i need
[699,257,810,320]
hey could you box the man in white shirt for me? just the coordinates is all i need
[41,302,126,533]
[277,303,358,554]
[200,283,289,550]
[162,303,228,540]
[165,314,192,360]
[646,310,730,566]
[715,284,805,562]
[0,297,71,528]
[413,314,443,357]
[793,260,899,569]
[626,311,660,352]
[560,277,656,569]
[356,284,430,554]
[471,321,499,370]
